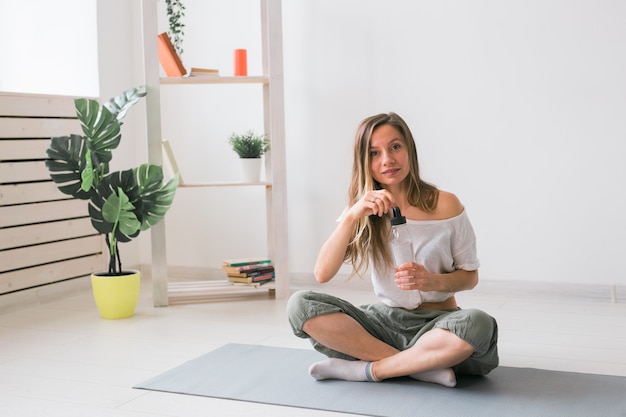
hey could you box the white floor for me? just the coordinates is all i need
[0,276,625,417]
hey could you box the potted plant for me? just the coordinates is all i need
[45,86,179,319]
[228,130,270,182]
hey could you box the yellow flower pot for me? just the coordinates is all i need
[91,271,140,319]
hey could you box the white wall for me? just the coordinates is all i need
[3,0,625,286]
[364,0,626,285]
[281,0,626,285]
[0,0,98,96]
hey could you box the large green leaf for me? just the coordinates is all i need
[96,188,141,263]
[104,86,147,121]
[88,166,179,242]
[89,169,139,243]
[45,134,91,200]
[102,188,141,236]
[76,98,119,170]
[132,164,180,231]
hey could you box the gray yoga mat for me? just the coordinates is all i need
[134,343,626,417]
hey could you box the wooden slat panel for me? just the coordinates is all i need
[0,199,87,228]
[0,255,102,294]
[0,118,80,139]
[0,161,50,183]
[0,235,102,272]
[0,181,66,206]
[0,138,49,160]
[0,92,103,296]
[0,92,78,117]
[0,218,95,250]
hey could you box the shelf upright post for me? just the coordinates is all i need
[261,0,289,299]
[141,0,169,306]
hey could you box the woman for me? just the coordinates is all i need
[287,112,499,387]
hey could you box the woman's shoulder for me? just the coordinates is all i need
[436,190,464,219]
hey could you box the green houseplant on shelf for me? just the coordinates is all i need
[228,130,270,182]
[45,86,179,319]
[165,0,186,55]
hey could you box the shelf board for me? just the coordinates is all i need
[179,181,272,188]
[160,76,269,85]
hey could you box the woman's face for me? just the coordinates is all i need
[369,124,410,187]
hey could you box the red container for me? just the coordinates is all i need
[234,49,248,76]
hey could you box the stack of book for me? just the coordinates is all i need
[222,257,275,286]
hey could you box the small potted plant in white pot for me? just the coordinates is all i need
[228,130,270,182]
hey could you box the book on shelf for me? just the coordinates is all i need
[226,268,275,279]
[156,32,221,79]
[228,273,275,284]
[157,32,187,77]
[232,279,274,287]
[230,272,275,281]
[223,264,274,276]
[223,257,272,267]
[190,67,220,76]
[222,262,274,274]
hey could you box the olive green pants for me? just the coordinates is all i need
[287,290,499,376]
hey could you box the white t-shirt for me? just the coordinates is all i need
[370,209,480,309]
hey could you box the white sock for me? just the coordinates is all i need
[410,368,457,387]
[308,358,372,381]
[309,358,456,387]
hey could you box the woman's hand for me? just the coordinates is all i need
[347,190,395,219]
[394,264,479,292]
[394,262,435,291]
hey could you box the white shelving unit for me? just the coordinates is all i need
[140,0,289,306]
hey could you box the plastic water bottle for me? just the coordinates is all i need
[390,206,414,266]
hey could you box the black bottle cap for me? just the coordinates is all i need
[390,206,406,226]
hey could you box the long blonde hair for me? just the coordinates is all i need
[345,112,439,275]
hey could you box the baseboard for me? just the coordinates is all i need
[2,265,622,315]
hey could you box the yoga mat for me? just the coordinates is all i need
[134,343,626,417]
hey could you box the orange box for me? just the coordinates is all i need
[234,49,247,76]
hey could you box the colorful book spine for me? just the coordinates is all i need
[224,267,275,278]
[222,263,274,275]
[228,272,275,284]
